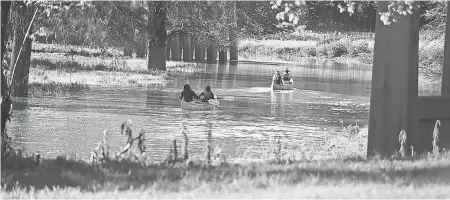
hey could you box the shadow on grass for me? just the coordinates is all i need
[2,153,450,193]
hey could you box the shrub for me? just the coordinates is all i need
[348,40,371,56]
[305,46,317,57]
[330,42,348,57]
[419,37,444,79]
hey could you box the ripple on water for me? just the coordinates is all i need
[9,60,374,162]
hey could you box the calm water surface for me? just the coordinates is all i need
[10,59,378,162]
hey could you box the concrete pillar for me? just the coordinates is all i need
[367,1,420,158]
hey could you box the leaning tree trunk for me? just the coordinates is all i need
[1,1,12,161]
[147,1,167,70]
[10,2,35,97]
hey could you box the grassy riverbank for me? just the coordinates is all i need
[2,122,449,198]
[239,30,444,79]
[2,146,449,198]
[24,44,200,96]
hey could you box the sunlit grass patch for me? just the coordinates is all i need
[29,82,90,97]
[29,52,200,87]
[32,43,123,57]
[239,30,443,80]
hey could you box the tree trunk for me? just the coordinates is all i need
[147,1,167,70]
[193,37,204,63]
[10,2,34,97]
[1,1,12,160]
[219,49,227,64]
[206,46,217,63]
[168,35,181,61]
[180,33,192,62]
[229,35,238,61]
[135,29,146,58]
[229,1,238,61]
[124,44,133,57]
[367,1,420,158]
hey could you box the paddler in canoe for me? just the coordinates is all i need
[273,70,283,85]
[199,85,215,102]
[179,84,200,102]
[282,67,292,84]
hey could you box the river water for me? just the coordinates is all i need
[8,58,439,162]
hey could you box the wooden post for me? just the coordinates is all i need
[367,1,420,158]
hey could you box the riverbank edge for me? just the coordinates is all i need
[25,52,202,96]
[2,147,449,198]
[238,31,444,80]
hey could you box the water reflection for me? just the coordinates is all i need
[173,58,373,96]
[10,59,377,161]
[270,91,294,118]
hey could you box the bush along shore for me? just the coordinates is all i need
[239,30,444,79]
[2,120,450,198]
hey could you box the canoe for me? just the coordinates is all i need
[271,78,294,90]
[180,99,219,110]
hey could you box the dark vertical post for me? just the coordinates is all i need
[206,46,217,63]
[168,35,181,61]
[367,1,420,157]
[180,34,192,62]
[229,1,238,61]
[218,48,227,63]
[194,37,205,63]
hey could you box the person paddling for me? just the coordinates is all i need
[179,84,199,102]
[273,71,283,85]
[282,67,290,81]
[199,85,215,102]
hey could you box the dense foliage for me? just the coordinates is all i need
[270,0,447,32]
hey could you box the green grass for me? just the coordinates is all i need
[29,82,90,97]
[239,31,374,64]
[239,30,444,80]
[2,150,449,198]
[28,51,200,89]
[32,42,123,57]
[2,122,449,198]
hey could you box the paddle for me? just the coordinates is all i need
[215,96,235,101]
[207,99,220,106]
